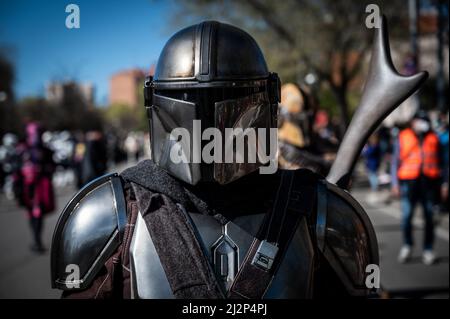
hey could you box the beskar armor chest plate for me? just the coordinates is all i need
[129,208,315,299]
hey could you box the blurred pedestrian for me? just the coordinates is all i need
[391,111,441,265]
[16,122,55,253]
[81,130,107,185]
[124,132,140,164]
[277,83,337,175]
[0,133,20,199]
[312,110,339,156]
[436,112,449,212]
[377,126,394,186]
[363,133,382,193]
[73,132,86,189]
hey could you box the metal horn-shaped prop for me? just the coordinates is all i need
[327,16,428,189]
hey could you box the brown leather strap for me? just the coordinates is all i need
[228,238,273,299]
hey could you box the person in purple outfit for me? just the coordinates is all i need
[16,122,55,253]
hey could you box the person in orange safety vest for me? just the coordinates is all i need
[391,110,442,266]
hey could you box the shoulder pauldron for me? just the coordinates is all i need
[51,173,127,291]
[316,181,379,296]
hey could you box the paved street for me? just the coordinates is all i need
[351,178,449,299]
[0,183,73,298]
[0,165,448,298]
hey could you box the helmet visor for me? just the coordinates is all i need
[150,94,201,185]
[213,92,275,184]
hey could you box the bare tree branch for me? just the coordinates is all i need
[245,0,297,46]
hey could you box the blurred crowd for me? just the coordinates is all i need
[277,82,448,265]
[0,124,148,252]
[366,110,448,265]
[0,128,148,193]
[277,83,448,207]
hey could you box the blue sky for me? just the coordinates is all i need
[0,0,174,105]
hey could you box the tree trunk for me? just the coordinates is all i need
[330,85,350,139]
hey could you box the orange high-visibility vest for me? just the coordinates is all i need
[398,128,441,180]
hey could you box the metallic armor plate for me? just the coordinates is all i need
[320,181,379,296]
[129,209,317,298]
[264,217,315,298]
[153,21,269,86]
[51,173,127,290]
[190,213,265,291]
[129,213,174,299]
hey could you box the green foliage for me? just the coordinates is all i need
[136,79,149,131]
[16,97,104,133]
[103,80,147,133]
[317,88,339,118]
[104,104,138,133]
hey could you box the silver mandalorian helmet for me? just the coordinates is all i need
[144,21,280,185]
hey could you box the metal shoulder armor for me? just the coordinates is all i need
[51,173,127,291]
[316,181,379,296]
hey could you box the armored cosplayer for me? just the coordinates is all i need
[50,17,427,299]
